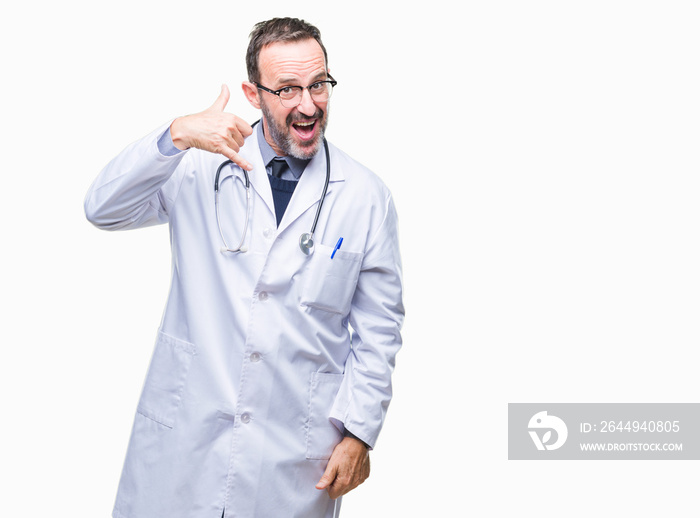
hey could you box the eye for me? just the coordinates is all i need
[279,86,295,95]
[309,82,324,92]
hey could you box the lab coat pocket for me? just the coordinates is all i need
[136,331,197,428]
[306,372,344,460]
[300,244,363,315]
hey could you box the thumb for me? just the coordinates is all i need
[209,84,230,112]
[315,462,338,490]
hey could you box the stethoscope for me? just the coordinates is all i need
[214,122,330,256]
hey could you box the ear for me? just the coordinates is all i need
[242,81,261,109]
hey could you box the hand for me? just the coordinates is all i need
[315,436,370,500]
[170,85,254,170]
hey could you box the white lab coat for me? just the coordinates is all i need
[85,122,404,518]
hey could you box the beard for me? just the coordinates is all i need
[260,99,329,160]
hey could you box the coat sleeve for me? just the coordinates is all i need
[84,122,189,230]
[330,192,405,449]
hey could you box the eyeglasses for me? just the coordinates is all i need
[254,76,337,108]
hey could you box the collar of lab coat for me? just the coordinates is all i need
[218,125,345,232]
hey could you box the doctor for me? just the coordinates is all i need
[85,17,404,518]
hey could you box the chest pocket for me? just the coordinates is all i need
[300,243,364,315]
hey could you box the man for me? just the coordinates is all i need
[85,17,404,518]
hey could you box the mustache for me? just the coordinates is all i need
[287,110,324,124]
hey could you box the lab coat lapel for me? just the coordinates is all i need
[277,143,344,233]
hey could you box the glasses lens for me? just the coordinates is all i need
[309,82,333,102]
[278,82,335,108]
[278,87,302,108]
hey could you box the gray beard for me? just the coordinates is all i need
[260,101,328,160]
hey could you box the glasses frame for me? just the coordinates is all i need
[254,75,337,107]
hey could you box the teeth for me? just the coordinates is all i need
[294,121,314,127]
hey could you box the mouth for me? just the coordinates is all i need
[291,119,317,141]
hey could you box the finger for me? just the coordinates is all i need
[235,117,254,139]
[219,115,251,148]
[327,485,343,500]
[227,124,247,149]
[218,147,252,172]
[326,477,350,500]
[315,462,338,490]
[209,84,230,112]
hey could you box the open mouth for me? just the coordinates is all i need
[291,119,317,141]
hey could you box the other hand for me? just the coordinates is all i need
[315,436,370,500]
[170,85,254,170]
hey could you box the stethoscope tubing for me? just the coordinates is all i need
[309,137,331,237]
[214,130,331,255]
[215,160,251,253]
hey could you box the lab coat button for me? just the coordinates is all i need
[258,291,268,301]
[241,413,251,424]
[250,352,261,362]
[263,228,275,239]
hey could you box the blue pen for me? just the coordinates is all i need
[331,237,343,259]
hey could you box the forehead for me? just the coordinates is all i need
[258,39,327,85]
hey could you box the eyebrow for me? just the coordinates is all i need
[275,72,329,87]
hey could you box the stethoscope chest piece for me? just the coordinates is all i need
[297,138,330,256]
[299,233,315,255]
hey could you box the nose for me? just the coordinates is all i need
[296,87,317,116]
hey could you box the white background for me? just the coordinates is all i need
[2,1,699,516]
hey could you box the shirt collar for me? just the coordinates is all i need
[256,121,310,180]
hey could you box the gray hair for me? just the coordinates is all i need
[246,17,328,83]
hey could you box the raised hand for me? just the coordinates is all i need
[170,85,254,171]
